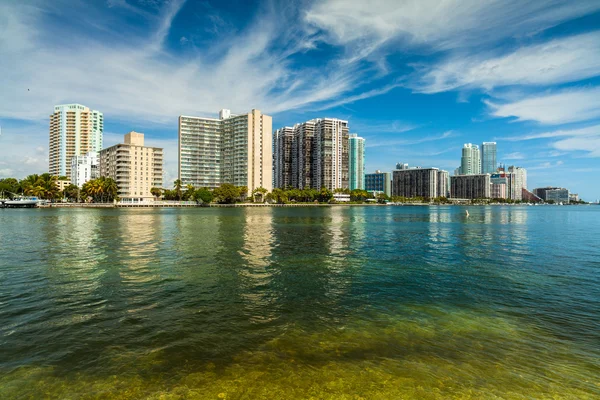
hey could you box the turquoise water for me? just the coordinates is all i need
[0,206,599,399]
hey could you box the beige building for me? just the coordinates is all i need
[56,179,71,191]
[178,109,272,194]
[99,132,163,202]
[49,104,103,177]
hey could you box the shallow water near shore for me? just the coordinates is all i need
[1,206,599,399]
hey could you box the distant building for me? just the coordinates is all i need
[273,127,294,189]
[179,109,272,193]
[460,143,481,175]
[569,193,579,202]
[490,183,507,199]
[99,132,163,202]
[49,104,103,177]
[365,170,391,197]
[70,151,98,188]
[274,118,350,191]
[534,187,570,203]
[393,167,440,199]
[348,134,365,190]
[451,174,491,199]
[507,166,527,200]
[481,142,497,174]
[333,193,350,202]
[396,162,409,170]
[437,170,450,198]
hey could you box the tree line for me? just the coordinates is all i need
[0,175,118,202]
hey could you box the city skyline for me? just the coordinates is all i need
[1,1,600,199]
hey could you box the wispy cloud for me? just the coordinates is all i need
[486,87,600,125]
[305,0,600,55]
[366,130,453,148]
[0,1,387,125]
[415,32,600,93]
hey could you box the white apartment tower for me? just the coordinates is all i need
[314,118,349,191]
[460,143,481,175]
[178,109,272,194]
[49,104,103,177]
[99,132,163,202]
[70,151,99,188]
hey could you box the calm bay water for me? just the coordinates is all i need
[0,206,599,399]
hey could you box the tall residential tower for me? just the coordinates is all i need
[273,118,350,191]
[459,143,481,175]
[49,104,103,177]
[178,109,273,194]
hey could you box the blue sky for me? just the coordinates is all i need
[1,0,600,200]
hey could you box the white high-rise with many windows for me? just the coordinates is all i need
[460,143,481,175]
[178,109,272,194]
[49,104,103,177]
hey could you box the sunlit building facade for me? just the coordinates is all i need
[99,132,163,202]
[178,109,272,194]
[49,104,103,177]
[348,134,365,190]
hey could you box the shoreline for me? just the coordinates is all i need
[29,202,595,209]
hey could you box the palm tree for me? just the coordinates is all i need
[174,179,183,201]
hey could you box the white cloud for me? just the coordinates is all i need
[416,32,600,93]
[305,0,600,53]
[501,124,600,158]
[487,87,600,124]
[0,1,378,125]
[553,137,600,157]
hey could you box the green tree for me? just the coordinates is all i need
[237,186,248,201]
[252,187,268,202]
[63,184,79,202]
[213,183,240,204]
[151,187,162,200]
[318,187,333,203]
[193,188,214,204]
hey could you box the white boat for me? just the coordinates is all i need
[2,196,40,208]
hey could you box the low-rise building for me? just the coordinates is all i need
[451,174,491,199]
[99,131,163,202]
[533,187,570,203]
[365,170,391,197]
[56,179,71,192]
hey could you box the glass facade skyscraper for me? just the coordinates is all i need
[481,142,497,174]
[348,134,365,190]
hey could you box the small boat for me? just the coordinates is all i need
[465,210,469,217]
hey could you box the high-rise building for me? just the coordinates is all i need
[274,118,349,191]
[437,170,450,198]
[291,121,316,189]
[49,104,103,177]
[273,127,294,189]
[348,134,365,190]
[396,162,409,170]
[178,109,272,194]
[70,151,99,188]
[365,170,391,197]
[481,142,497,174]
[314,119,349,190]
[507,165,527,200]
[460,143,481,175]
[392,168,440,199]
[99,132,163,202]
[451,174,491,199]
